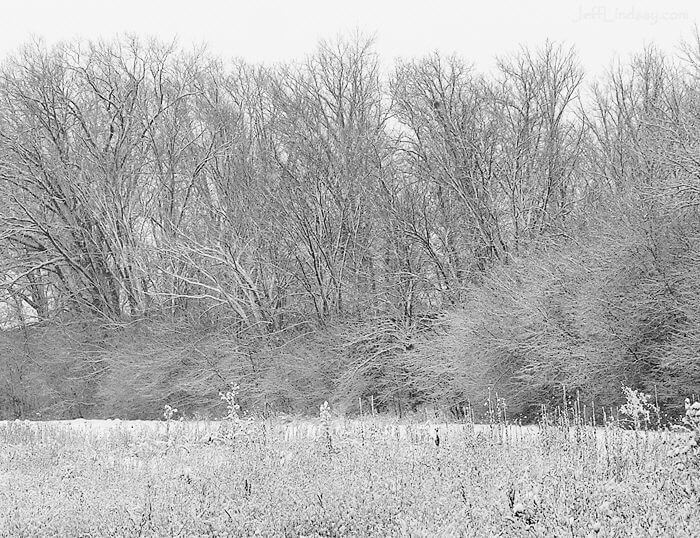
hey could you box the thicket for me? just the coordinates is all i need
[1,31,699,419]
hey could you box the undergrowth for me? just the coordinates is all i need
[0,388,698,537]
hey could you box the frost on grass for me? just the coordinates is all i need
[1,397,699,537]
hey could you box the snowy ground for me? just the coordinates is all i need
[0,417,661,449]
[0,417,538,443]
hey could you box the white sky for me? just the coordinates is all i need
[0,0,698,77]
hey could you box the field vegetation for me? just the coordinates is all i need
[1,389,699,537]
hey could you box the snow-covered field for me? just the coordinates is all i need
[1,416,694,536]
[0,417,660,448]
[0,417,538,443]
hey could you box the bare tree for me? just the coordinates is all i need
[266,35,390,323]
[0,38,207,319]
[493,42,586,245]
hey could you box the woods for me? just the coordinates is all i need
[1,33,699,419]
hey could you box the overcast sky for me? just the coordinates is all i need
[0,0,698,77]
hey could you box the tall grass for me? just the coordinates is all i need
[0,390,698,537]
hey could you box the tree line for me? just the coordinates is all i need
[1,32,699,419]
